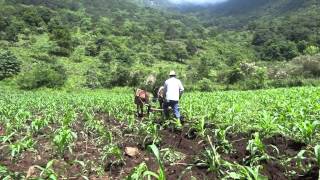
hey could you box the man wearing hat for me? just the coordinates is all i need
[163,70,184,121]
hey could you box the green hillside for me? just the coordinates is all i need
[0,0,320,91]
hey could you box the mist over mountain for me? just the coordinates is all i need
[174,0,320,28]
[168,0,228,5]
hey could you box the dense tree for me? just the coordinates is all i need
[17,62,67,89]
[0,51,21,80]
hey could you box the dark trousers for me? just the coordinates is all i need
[163,100,180,120]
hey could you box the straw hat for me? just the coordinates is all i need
[169,70,176,76]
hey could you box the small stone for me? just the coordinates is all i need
[26,166,36,178]
[36,155,42,161]
[125,147,139,157]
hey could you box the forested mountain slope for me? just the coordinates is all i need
[180,0,319,28]
[0,0,319,91]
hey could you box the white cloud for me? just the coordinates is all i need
[168,0,228,4]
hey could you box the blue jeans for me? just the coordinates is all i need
[163,100,180,120]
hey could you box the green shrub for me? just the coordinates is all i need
[136,53,155,67]
[31,53,55,63]
[49,46,71,57]
[0,51,21,80]
[241,67,267,90]
[49,27,74,57]
[302,60,320,77]
[99,51,114,63]
[17,63,67,90]
[85,69,101,89]
[304,46,320,55]
[85,43,99,57]
[290,54,320,78]
[196,78,213,92]
[268,78,304,88]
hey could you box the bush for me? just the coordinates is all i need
[31,53,55,63]
[196,78,213,91]
[136,53,155,67]
[225,62,267,90]
[85,69,101,89]
[268,78,304,88]
[99,51,114,63]
[17,63,67,90]
[302,60,320,77]
[290,54,320,78]
[226,68,243,84]
[241,67,267,90]
[0,51,21,80]
[109,65,131,87]
[49,27,74,57]
[49,46,71,57]
[85,43,99,57]
[304,46,320,55]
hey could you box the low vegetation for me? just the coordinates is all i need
[0,87,319,179]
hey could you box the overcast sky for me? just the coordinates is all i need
[168,0,228,4]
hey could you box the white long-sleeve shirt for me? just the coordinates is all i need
[164,77,184,101]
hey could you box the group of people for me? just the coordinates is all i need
[135,70,184,121]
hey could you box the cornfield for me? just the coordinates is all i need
[0,87,319,179]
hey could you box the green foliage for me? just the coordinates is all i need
[147,144,166,180]
[0,85,320,178]
[1,0,320,90]
[126,162,149,180]
[0,50,21,80]
[162,41,188,63]
[48,20,74,57]
[290,54,320,78]
[85,43,100,57]
[99,51,114,63]
[21,7,43,27]
[304,46,320,55]
[53,128,77,156]
[35,160,58,180]
[196,78,213,92]
[17,62,67,89]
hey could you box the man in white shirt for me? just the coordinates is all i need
[163,70,184,121]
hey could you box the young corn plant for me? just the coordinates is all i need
[126,162,149,180]
[126,115,137,132]
[192,116,206,138]
[143,123,161,147]
[293,120,320,144]
[9,137,35,159]
[53,128,77,156]
[102,144,124,169]
[293,150,310,172]
[226,165,267,180]
[213,126,233,153]
[61,109,77,127]
[0,165,25,179]
[145,144,166,180]
[31,117,49,133]
[163,118,182,131]
[245,132,277,166]
[0,132,15,144]
[35,160,58,180]
[258,110,279,136]
[195,136,234,176]
[73,160,90,180]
